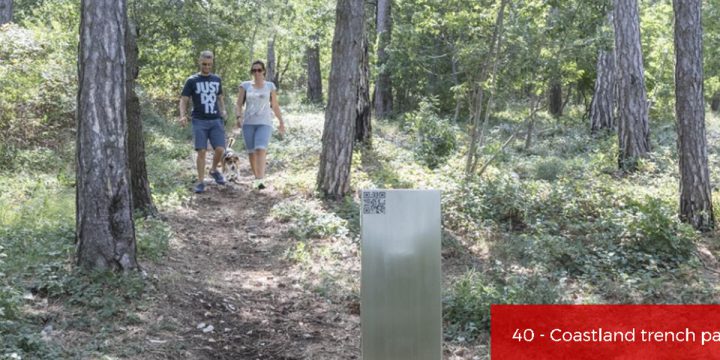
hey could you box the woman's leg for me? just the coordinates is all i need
[248,152,257,177]
[254,149,267,179]
[252,125,273,180]
[242,124,258,177]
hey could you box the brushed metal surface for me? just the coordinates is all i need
[361,189,442,360]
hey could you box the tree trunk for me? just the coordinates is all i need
[306,35,323,104]
[0,0,11,24]
[373,0,393,119]
[590,49,616,133]
[614,0,650,171]
[356,30,371,145]
[275,52,290,90]
[674,0,715,231]
[266,37,276,85]
[451,55,462,122]
[525,95,541,151]
[248,25,258,67]
[77,0,138,271]
[548,80,563,117]
[125,19,156,217]
[465,0,508,177]
[711,91,720,112]
[317,0,364,200]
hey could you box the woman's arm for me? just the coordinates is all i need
[235,87,246,128]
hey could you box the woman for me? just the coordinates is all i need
[235,60,286,190]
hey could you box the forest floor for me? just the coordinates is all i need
[108,151,487,359]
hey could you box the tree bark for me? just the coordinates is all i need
[317,0,364,200]
[77,0,138,271]
[674,0,715,231]
[306,36,323,104]
[266,37,276,85]
[525,95,541,151]
[590,49,616,133]
[0,0,11,24]
[373,0,393,119]
[451,55,461,122]
[356,29,371,145]
[125,19,156,217]
[614,0,650,171]
[0,0,13,25]
[548,80,563,117]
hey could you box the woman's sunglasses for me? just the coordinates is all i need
[250,68,263,73]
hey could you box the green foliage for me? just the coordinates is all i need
[533,157,566,181]
[0,172,74,359]
[63,270,146,321]
[640,1,675,122]
[403,99,458,169]
[445,174,527,233]
[622,197,697,262]
[0,246,21,320]
[0,1,78,149]
[271,199,349,240]
[444,269,560,339]
[135,216,172,261]
[141,108,194,209]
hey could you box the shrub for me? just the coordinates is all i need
[622,197,697,262]
[533,157,566,181]
[403,98,458,169]
[271,199,349,240]
[444,270,560,339]
[0,18,77,150]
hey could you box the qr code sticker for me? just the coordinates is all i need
[363,191,386,215]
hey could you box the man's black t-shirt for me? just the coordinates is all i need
[181,73,224,119]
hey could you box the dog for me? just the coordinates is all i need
[222,137,242,183]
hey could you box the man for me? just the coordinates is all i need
[178,51,227,193]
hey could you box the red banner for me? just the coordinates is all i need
[491,305,720,359]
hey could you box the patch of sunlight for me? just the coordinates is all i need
[0,174,74,227]
[217,270,277,291]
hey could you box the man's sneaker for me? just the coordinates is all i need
[210,170,226,185]
[193,182,205,193]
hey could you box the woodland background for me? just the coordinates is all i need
[2,0,720,358]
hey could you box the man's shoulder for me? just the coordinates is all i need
[186,73,222,81]
[184,73,200,82]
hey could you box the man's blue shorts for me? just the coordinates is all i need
[192,118,225,150]
[242,124,272,153]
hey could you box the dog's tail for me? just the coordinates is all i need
[227,137,235,148]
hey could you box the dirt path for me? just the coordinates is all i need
[133,148,487,359]
[136,155,361,359]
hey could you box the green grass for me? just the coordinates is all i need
[0,107,189,358]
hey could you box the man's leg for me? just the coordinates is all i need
[207,119,226,184]
[212,146,224,170]
[197,149,207,181]
[192,119,211,192]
